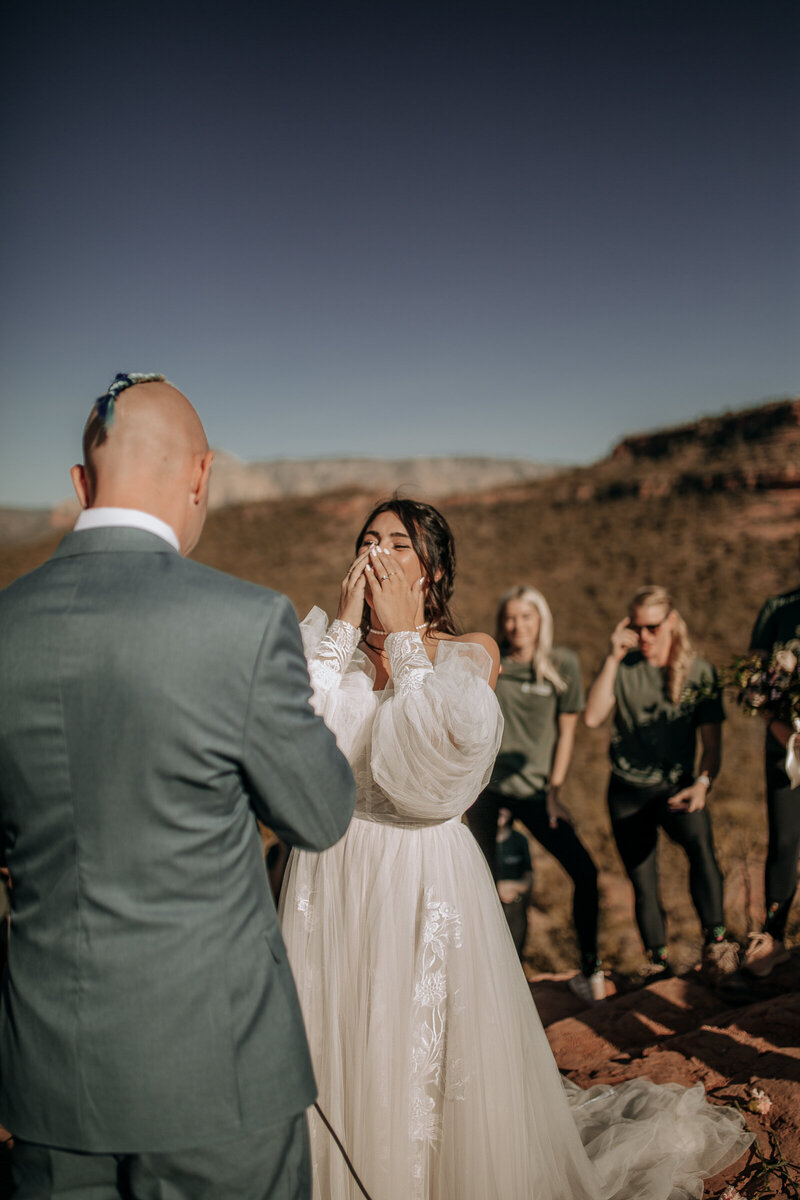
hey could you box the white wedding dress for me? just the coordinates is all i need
[279,612,750,1200]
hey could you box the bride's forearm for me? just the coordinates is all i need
[307,619,361,692]
[384,630,433,696]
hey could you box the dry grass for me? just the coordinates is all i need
[3,480,799,974]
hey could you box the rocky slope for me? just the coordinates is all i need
[550,397,800,504]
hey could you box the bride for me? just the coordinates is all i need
[279,498,750,1200]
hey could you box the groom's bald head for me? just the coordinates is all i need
[72,374,214,555]
[81,376,208,485]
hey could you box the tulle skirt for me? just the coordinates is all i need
[279,815,749,1200]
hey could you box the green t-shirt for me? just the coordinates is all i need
[749,587,800,767]
[610,652,723,788]
[490,647,584,797]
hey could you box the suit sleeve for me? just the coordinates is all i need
[241,594,355,851]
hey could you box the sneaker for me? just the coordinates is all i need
[637,959,674,983]
[568,969,606,1003]
[741,931,790,979]
[701,939,740,982]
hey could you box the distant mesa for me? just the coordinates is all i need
[0,456,558,548]
[0,507,60,548]
[205,452,558,508]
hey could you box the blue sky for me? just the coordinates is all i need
[1,0,797,507]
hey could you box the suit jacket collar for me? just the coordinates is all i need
[50,527,182,560]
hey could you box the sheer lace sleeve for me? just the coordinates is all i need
[371,635,503,820]
[299,607,375,761]
[301,610,360,696]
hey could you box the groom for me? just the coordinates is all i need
[0,374,355,1198]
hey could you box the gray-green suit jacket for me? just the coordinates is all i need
[0,527,355,1152]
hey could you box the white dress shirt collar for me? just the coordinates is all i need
[73,507,181,553]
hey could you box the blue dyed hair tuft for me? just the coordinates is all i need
[94,372,166,428]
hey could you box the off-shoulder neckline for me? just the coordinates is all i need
[359,634,494,692]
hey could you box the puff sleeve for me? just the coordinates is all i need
[370,633,503,820]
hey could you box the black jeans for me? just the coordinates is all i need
[469,788,599,967]
[764,755,800,939]
[501,893,531,958]
[607,774,724,952]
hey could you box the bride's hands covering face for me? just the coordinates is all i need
[363,545,426,634]
[336,547,372,628]
[353,512,429,635]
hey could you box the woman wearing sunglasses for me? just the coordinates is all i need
[584,585,738,981]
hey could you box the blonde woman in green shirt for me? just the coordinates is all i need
[469,586,604,1003]
[584,584,738,983]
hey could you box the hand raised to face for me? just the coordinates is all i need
[610,617,639,662]
[364,546,426,635]
[336,547,373,628]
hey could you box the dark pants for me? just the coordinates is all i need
[764,757,800,939]
[469,789,599,967]
[501,893,531,958]
[11,1111,310,1200]
[608,774,724,951]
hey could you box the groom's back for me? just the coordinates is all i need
[0,529,351,1152]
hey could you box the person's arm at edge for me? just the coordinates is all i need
[546,711,579,827]
[696,720,722,782]
[242,594,355,851]
[456,631,501,689]
[550,711,578,789]
[584,656,620,728]
[667,722,722,813]
[584,618,638,727]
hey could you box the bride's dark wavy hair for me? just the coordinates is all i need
[354,497,459,636]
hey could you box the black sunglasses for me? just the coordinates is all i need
[630,611,671,637]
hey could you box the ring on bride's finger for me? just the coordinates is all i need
[380,574,389,580]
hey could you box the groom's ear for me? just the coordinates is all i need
[191,450,214,507]
[70,464,91,509]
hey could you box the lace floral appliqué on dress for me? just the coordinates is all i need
[410,889,466,1197]
[294,884,316,933]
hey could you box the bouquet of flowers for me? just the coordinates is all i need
[720,640,800,788]
[721,640,800,726]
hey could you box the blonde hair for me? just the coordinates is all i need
[629,585,694,705]
[496,586,567,693]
